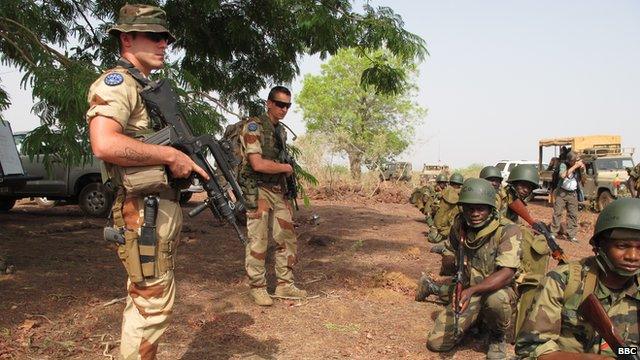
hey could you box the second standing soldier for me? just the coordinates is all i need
[240,86,307,306]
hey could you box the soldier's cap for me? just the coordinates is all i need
[108,4,176,44]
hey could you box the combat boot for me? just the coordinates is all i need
[274,283,308,299]
[249,288,273,306]
[415,274,440,302]
[486,330,507,360]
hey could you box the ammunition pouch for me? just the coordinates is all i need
[239,173,259,210]
[119,165,170,196]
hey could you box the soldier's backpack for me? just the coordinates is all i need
[221,118,249,178]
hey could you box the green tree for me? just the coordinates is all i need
[297,48,425,180]
[0,0,426,167]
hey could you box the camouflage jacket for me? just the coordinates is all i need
[495,186,510,219]
[515,257,640,358]
[433,186,461,237]
[448,214,522,286]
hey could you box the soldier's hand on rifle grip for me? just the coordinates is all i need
[282,163,294,176]
[457,287,475,314]
[166,148,209,180]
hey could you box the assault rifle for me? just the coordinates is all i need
[136,78,247,244]
[508,198,568,264]
[275,123,299,210]
[453,230,466,337]
[578,294,640,360]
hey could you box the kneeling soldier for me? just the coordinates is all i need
[515,198,640,359]
[427,178,522,359]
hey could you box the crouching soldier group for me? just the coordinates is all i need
[413,165,640,359]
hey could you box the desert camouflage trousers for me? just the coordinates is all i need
[427,287,516,352]
[119,196,182,360]
[245,187,297,288]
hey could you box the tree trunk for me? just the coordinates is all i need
[347,152,362,180]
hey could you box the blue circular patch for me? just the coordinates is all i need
[104,73,124,86]
[247,122,258,132]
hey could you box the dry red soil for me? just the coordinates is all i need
[0,192,597,359]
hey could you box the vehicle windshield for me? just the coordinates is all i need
[596,158,635,171]
[496,162,506,171]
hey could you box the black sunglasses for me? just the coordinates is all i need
[271,100,292,109]
[141,32,170,43]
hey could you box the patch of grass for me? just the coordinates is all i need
[350,239,364,251]
[323,322,360,333]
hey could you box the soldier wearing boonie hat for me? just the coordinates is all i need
[86,4,207,359]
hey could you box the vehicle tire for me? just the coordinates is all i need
[78,182,113,217]
[597,190,614,212]
[0,198,16,212]
[179,191,193,205]
[35,197,59,208]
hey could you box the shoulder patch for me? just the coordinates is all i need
[247,122,259,132]
[104,73,124,86]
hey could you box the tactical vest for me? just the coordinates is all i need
[240,114,286,185]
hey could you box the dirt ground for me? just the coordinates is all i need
[0,192,598,359]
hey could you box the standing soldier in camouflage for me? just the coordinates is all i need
[426,179,522,359]
[87,4,208,359]
[550,151,585,242]
[516,198,640,359]
[240,86,307,306]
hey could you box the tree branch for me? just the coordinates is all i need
[71,0,99,44]
[0,17,72,67]
[193,91,242,119]
[0,30,37,68]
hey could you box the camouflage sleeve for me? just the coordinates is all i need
[86,71,138,129]
[515,266,569,358]
[495,224,522,270]
[240,120,262,155]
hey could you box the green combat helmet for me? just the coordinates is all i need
[449,173,464,186]
[480,166,503,181]
[436,173,448,183]
[590,198,640,276]
[108,4,176,44]
[506,165,540,188]
[457,178,497,208]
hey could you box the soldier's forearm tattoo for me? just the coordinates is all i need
[116,147,152,163]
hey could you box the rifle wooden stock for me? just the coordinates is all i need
[578,293,640,360]
[508,199,568,264]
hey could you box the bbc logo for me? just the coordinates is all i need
[617,347,638,355]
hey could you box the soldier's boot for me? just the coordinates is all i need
[415,274,440,302]
[486,330,508,360]
[274,283,308,299]
[429,244,446,254]
[249,288,274,306]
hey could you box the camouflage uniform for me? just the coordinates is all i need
[627,164,640,196]
[428,186,460,243]
[86,5,180,359]
[422,186,443,226]
[515,257,640,358]
[240,114,299,290]
[427,214,522,351]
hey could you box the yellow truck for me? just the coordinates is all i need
[538,135,635,211]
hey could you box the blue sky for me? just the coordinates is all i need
[2,1,639,168]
